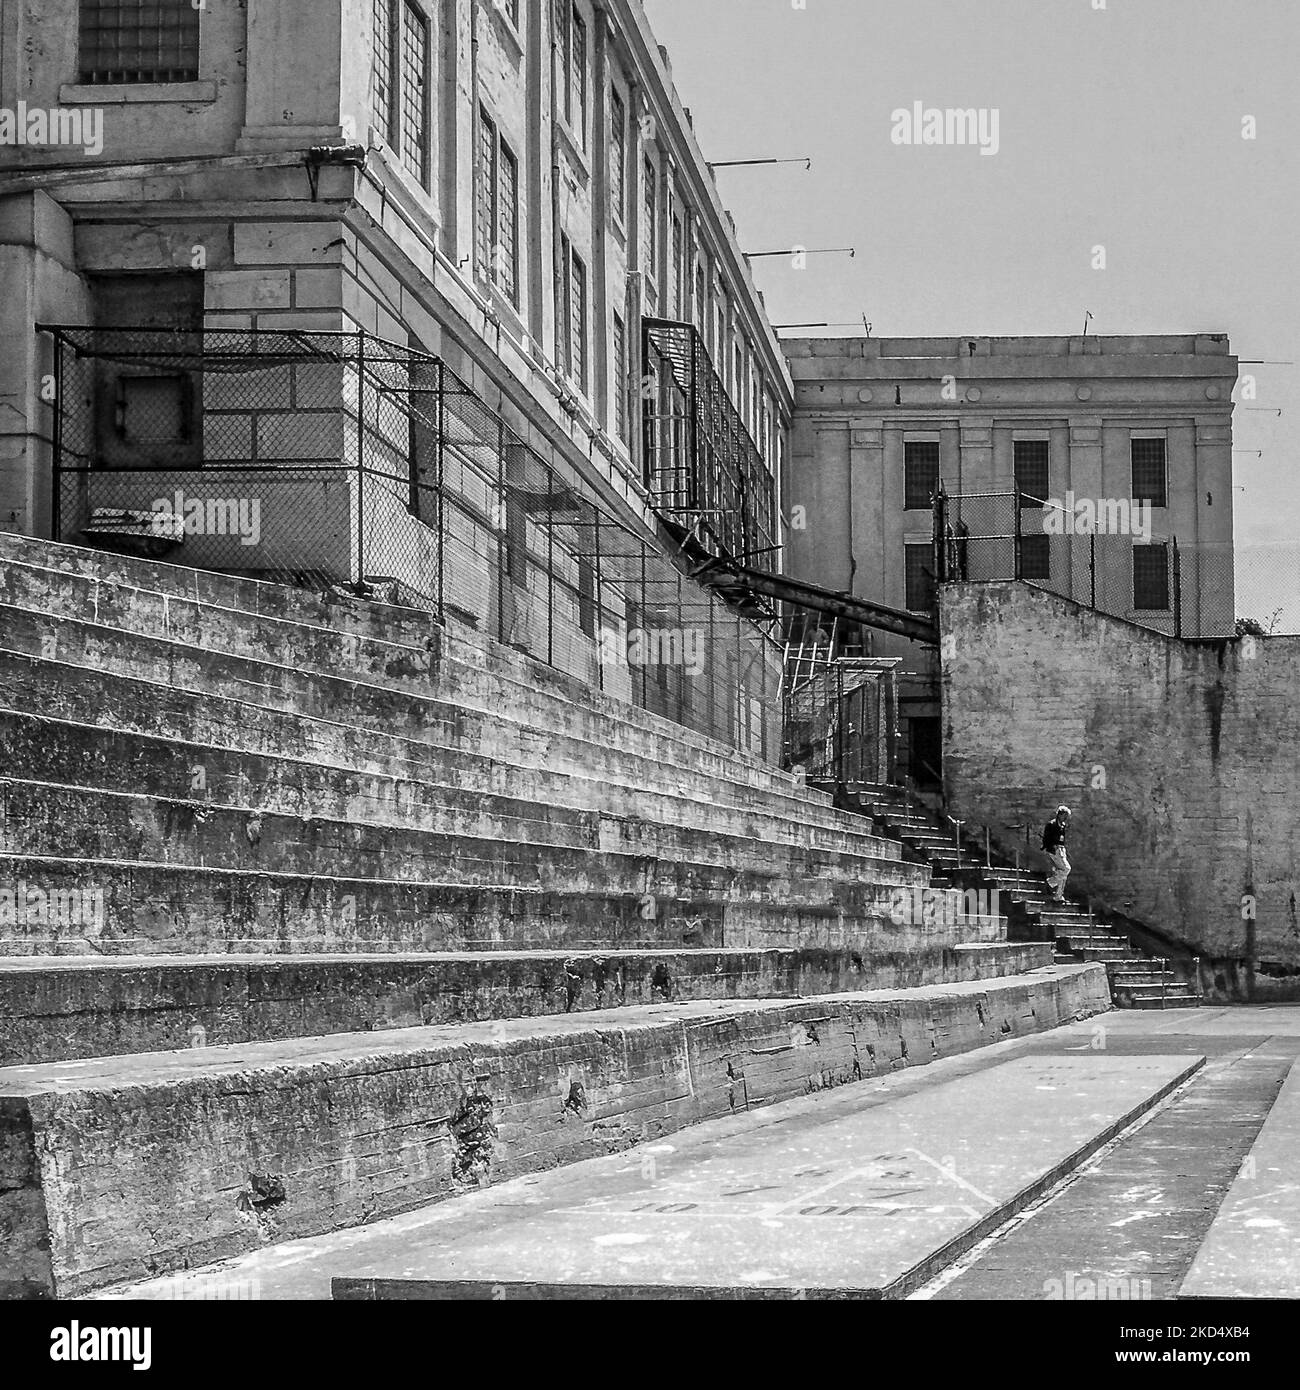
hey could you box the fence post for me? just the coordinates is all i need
[932,487,948,585]
[435,360,446,621]
[546,465,555,668]
[1013,483,1022,579]
[1089,531,1096,610]
[356,329,366,590]
[50,331,64,543]
[1173,538,1183,638]
[593,509,604,692]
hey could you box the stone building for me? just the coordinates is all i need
[782,334,1238,783]
[0,0,791,753]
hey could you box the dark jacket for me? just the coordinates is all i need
[1042,819,1068,853]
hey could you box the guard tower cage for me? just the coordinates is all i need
[781,613,900,790]
[640,317,778,575]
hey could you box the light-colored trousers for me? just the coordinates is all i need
[1047,848,1071,896]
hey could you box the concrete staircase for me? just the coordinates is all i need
[0,533,1110,1299]
[850,783,1200,1010]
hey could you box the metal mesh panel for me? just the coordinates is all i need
[43,326,783,758]
[938,489,1247,638]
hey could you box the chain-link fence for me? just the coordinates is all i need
[43,326,782,759]
[935,489,1240,638]
[782,655,899,788]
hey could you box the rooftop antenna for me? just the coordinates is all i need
[1082,310,1094,338]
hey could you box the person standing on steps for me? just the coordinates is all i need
[1042,806,1071,903]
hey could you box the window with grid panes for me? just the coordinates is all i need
[1014,439,1050,506]
[672,211,684,315]
[643,154,658,276]
[556,3,587,144]
[904,441,940,510]
[398,2,430,185]
[475,109,497,279]
[1133,542,1170,610]
[1131,438,1168,508]
[496,141,519,304]
[609,89,626,224]
[905,543,935,612]
[371,0,396,143]
[613,313,627,441]
[1018,534,1051,581]
[570,251,587,391]
[79,0,200,84]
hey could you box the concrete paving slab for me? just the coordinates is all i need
[1178,1057,1300,1299]
[326,1053,1202,1300]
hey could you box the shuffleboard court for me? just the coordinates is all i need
[333,1053,1203,1300]
[1179,1057,1300,1300]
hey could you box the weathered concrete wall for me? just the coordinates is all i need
[0,966,1110,1298]
[941,582,1300,994]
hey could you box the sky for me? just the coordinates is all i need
[643,0,1300,625]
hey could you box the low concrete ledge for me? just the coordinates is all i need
[0,965,1110,1298]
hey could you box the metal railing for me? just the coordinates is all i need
[933,488,1240,637]
[641,317,778,570]
[42,325,783,760]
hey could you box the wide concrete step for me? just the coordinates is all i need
[0,542,820,810]
[0,942,1053,1065]
[0,776,924,899]
[0,711,913,873]
[325,1051,1202,1302]
[0,644,879,854]
[0,965,1112,1299]
[0,846,997,958]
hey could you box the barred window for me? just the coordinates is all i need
[569,249,588,392]
[556,3,587,144]
[905,543,935,613]
[497,141,519,305]
[613,313,627,442]
[1018,533,1051,581]
[399,2,431,186]
[904,441,940,510]
[475,110,497,280]
[1132,438,1168,509]
[1014,439,1050,506]
[1133,542,1170,611]
[672,211,684,316]
[643,154,658,276]
[79,0,200,85]
[609,89,627,224]
[371,0,395,143]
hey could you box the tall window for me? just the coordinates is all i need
[557,3,587,145]
[642,155,658,276]
[1131,438,1168,509]
[476,109,520,305]
[370,0,432,187]
[371,0,395,143]
[1133,543,1170,610]
[905,543,936,613]
[609,88,627,224]
[671,211,684,316]
[557,235,587,392]
[399,2,431,185]
[569,249,588,391]
[612,313,627,442]
[79,0,200,84]
[904,441,940,510]
[1014,439,1050,506]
